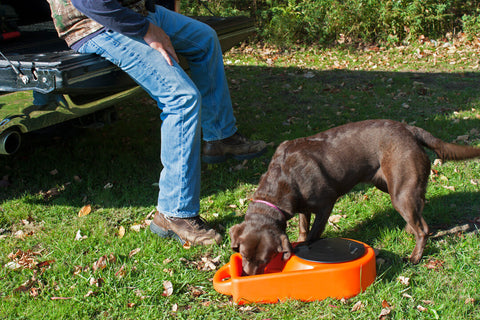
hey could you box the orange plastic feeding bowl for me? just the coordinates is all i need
[213,238,376,304]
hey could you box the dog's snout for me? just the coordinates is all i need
[242,259,266,276]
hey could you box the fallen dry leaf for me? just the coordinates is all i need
[115,265,126,278]
[188,285,206,297]
[465,298,475,304]
[143,219,152,227]
[39,187,61,200]
[92,255,107,272]
[36,259,55,269]
[84,290,96,298]
[200,257,218,271]
[13,274,41,294]
[145,209,156,219]
[5,261,22,270]
[14,230,25,239]
[351,301,364,312]
[162,280,173,297]
[378,307,391,319]
[424,259,445,270]
[195,255,222,271]
[163,268,174,276]
[397,276,410,286]
[78,204,92,217]
[238,305,255,312]
[417,305,428,312]
[232,162,247,171]
[30,287,40,297]
[73,265,88,276]
[376,257,386,268]
[128,248,141,259]
[89,277,104,287]
[381,299,391,308]
[75,229,87,241]
[328,214,346,224]
[14,281,34,293]
[179,254,222,271]
[49,169,58,176]
[6,249,44,270]
[328,214,346,230]
[108,253,116,263]
[135,289,147,300]
[118,226,126,238]
[130,224,142,232]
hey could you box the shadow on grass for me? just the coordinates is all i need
[1,66,480,223]
[323,190,480,282]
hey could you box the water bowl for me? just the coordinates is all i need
[213,238,376,304]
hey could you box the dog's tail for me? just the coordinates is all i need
[406,125,480,161]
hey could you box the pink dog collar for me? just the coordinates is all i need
[252,199,288,220]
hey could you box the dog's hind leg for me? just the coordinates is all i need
[394,200,429,264]
[388,177,430,264]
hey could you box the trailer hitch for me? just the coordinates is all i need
[0,49,29,84]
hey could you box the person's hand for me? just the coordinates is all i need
[143,22,179,66]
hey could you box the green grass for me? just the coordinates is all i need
[1,39,480,319]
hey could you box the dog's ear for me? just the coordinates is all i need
[278,234,293,260]
[229,223,246,252]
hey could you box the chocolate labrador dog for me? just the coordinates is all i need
[230,119,480,275]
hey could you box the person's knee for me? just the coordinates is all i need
[198,23,219,46]
[204,24,217,39]
[174,86,202,114]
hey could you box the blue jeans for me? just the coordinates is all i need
[77,5,237,218]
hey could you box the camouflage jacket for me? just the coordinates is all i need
[46,0,147,47]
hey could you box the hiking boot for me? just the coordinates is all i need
[150,211,222,245]
[202,132,267,163]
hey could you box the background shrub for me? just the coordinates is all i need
[181,0,480,45]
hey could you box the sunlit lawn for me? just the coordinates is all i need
[1,37,480,319]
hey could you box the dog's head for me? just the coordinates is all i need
[229,221,292,275]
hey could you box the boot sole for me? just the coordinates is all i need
[202,147,267,164]
[150,221,187,245]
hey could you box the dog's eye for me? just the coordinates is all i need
[259,251,276,264]
[243,256,262,266]
[244,257,255,264]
